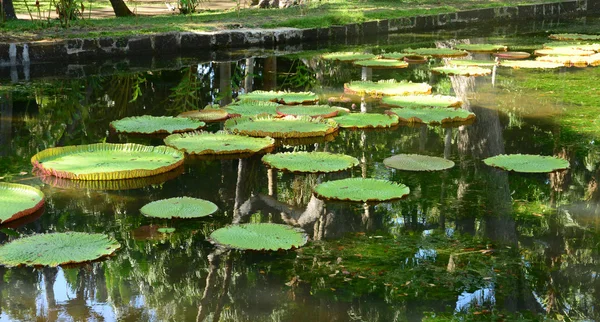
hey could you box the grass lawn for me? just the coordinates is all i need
[1,0,564,42]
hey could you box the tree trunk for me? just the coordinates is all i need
[108,0,134,17]
[2,0,18,20]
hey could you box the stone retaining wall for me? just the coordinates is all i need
[0,0,597,66]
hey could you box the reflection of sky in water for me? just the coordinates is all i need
[414,248,436,261]
[455,288,495,312]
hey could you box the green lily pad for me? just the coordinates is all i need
[549,33,600,41]
[536,55,591,67]
[0,232,120,267]
[383,154,454,171]
[381,95,462,108]
[353,59,409,68]
[403,48,468,58]
[262,152,359,173]
[0,183,45,225]
[225,115,339,138]
[332,113,400,129]
[177,108,230,122]
[344,79,432,96]
[534,48,595,56]
[224,101,280,117]
[499,60,564,69]
[493,52,531,59]
[543,42,600,51]
[31,143,185,181]
[141,197,218,219]
[446,60,498,67]
[381,52,410,60]
[276,105,342,118]
[431,66,492,77]
[110,115,205,135]
[237,91,319,105]
[164,131,275,155]
[209,223,308,251]
[483,154,570,173]
[157,228,176,234]
[454,44,507,52]
[390,107,475,125]
[313,178,410,202]
[321,52,377,61]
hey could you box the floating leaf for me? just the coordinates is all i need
[536,55,590,67]
[140,197,218,219]
[549,33,600,41]
[0,232,120,267]
[224,101,280,117]
[262,152,359,173]
[344,79,431,96]
[381,52,410,60]
[0,183,44,225]
[483,154,570,173]
[455,44,507,52]
[500,60,564,69]
[177,108,229,122]
[543,42,600,51]
[446,60,498,67]
[110,115,205,135]
[403,48,468,58]
[208,223,308,251]
[383,154,455,171]
[313,178,410,202]
[164,131,275,155]
[431,66,492,77]
[353,59,409,68]
[390,107,475,125]
[534,48,595,56]
[321,52,377,61]
[237,90,319,105]
[493,51,531,59]
[381,95,462,108]
[31,143,184,181]
[276,105,342,118]
[332,113,400,129]
[157,228,176,234]
[225,115,338,138]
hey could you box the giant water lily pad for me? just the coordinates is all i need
[31,143,184,180]
[381,95,462,108]
[225,116,338,138]
[381,52,410,60]
[431,66,492,77]
[276,105,342,118]
[110,115,205,135]
[209,223,308,251]
[177,108,229,122]
[549,33,600,41]
[164,131,275,155]
[390,107,475,125]
[344,80,432,96]
[383,154,454,171]
[0,232,120,267]
[483,154,570,173]
[0,183,44,224]
[262,152,359,173]
[536,55,590,67]
[313,178,410,202]
[493,52,531,59]
[500,60,564,69]
[332,113,400,129]
[455,44,507,52]
[237,91,319,105]
[404,48,468,58]
[321,52,377,61]
[140,197,218,219]
[534,48,595,56]
[447,60,498,67]
[543,42,600,52]
[224,101,280,117]
[353,59,409,68]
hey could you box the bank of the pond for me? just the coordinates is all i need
[1,0,598,65]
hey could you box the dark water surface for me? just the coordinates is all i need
[2,17,600,322]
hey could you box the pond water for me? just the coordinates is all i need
[2,17,600,322]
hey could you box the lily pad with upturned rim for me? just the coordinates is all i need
[110,115,205,135]
[31,143,184,181]
[380,52,410,60]
[208,223,308,251]
[543,42,600,52]
[446,60,498,67]
[262,152,359,173]
[0,183,45,225]
[403,48,468,58]
[140,197,218,219]
[332,113,400,129]
[237,90,319,105]
[499,60,564,69]
[344,80,432,96]
[534,48,595,56]
[536,55,590,67]
[454,44,507,52]
[313,178,410,203]
[383,154,455,171]
[493,52,531,59]
[164,131,275,155]
[549,33,600,41]
[225,115,339,138]
[0,232,120,267]
[353,59,409,68]
[224,101,281,117]
[177,108,230,122]
[381,95,462,109]
[390,107,475,125]
[320,52,377,61]
[276,105,343,118]
[431,66,492,77]
[483,154,570,173]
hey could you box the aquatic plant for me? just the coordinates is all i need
[344,79,432,96]
[483,154,570,173]
[390,107,475,125]
[320,52,377,61]
[31,143,185,180]
[536,55,591,67]
[493,51,531,59]
[446,60,498,67]
[549,33,600,41]
[383,154,455,171]
[237,90,319,105]
[534,48,595,56]
[224,101,280,117]
[276,105,343,118]
[164,131,275,155]
[224,115,339,138]
[208,223,308,251]
[110,115,205,135]
[313,178,410,202]
[403,48,468,57]
[454,44,507,52]
[262,151,359,173]
[352,59,409,68]
[380,52,410,60]
[431,66,492,77]
[140,197,218,219]
[543,42,600,51]
[499,60,564,69]
[0,232,120,267]
[177,108,230,122]
[0,183,45,225]
[381,95,462,108]
[332,112,400,129]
